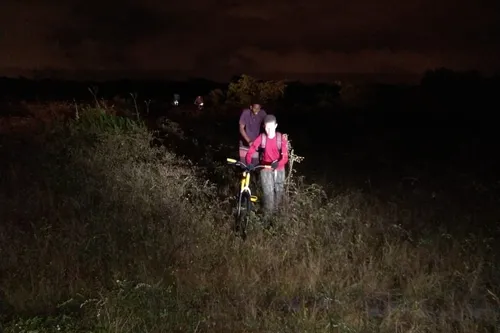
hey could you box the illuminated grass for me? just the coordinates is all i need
[0,105,498,333]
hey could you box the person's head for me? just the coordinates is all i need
[263,114,278,137]
[249,102,261,114]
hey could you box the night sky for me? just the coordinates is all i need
[1,0,499,81]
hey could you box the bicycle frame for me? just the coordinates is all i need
[227,158,271,202]
[240,169,257,202]
[226,158,272,239]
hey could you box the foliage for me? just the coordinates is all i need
[339,82,378,108]
[315,91,338,108]
[226,74,286,106]
[421,67,482,87]
[207,88,226,106]
[1,102,499,332]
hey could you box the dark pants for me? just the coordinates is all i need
[260,169,285,213]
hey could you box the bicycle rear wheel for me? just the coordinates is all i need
[235,191,252,239]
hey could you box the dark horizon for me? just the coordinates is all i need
[0,67,494,85]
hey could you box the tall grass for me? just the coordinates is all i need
[0,105,499,332]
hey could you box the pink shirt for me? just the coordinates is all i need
[246,133,288,170]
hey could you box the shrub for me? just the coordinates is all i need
[339,82,378,108]
[207,88,226,107]
[226,74,286,106]
[0,106,218,328]
[1,102,499,332]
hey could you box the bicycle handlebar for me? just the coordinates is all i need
[226,158,272,171]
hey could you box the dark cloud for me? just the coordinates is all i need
[0,0,499,80]
[52,1,175,66]
[220,0,500,53]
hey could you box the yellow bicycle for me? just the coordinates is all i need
[227,158,271,239]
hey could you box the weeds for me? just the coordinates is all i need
[0,103,499,332]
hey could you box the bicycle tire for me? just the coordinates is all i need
[235,191,252,239]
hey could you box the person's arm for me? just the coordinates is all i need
[239,111,252,145]
[239,123,251,145]
[246,135,262,165]
[278,134,289,168]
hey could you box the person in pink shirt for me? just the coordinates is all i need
[246,114,288,213]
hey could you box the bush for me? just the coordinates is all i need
[0,106,218,329]
[1,103,499,332]
[207,88,226,107]
[339,82,379,108]
[226,74,286,106]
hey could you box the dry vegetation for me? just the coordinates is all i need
[0,103,499,333]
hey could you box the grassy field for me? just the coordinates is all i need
[1,104,499,333]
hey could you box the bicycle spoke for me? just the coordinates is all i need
[227,158,270,240]
[235,192,252,240]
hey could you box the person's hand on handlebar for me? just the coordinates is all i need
[247,163,257,171]
[271,160,279,170]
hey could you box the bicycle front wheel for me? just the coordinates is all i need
[235,191,252,239]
